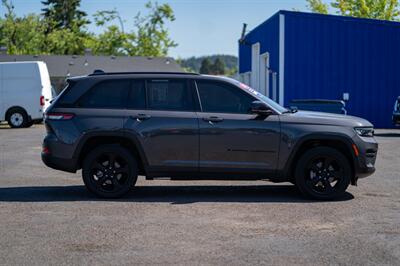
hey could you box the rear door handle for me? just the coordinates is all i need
[131,113,151,121]
[203,116,224,124]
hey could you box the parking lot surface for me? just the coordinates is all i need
[0,124,399,265]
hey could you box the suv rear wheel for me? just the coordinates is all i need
[295,147,351,200]
[82,144,138,198]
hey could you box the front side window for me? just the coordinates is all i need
[77,79,130,109]
[147,79,194,111]
[196,80,255,114]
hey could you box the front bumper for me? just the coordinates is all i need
[353,136,378,179]
[393,113,400,125]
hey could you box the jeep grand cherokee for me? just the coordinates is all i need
[42,71,378,200]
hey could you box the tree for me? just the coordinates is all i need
[94,9,125,33]
[199,58,212,74]
[41,0,89,29]
[0,1,46,54]
[306,0,400,21]
[0,0,178,57]
[129,1,177,56]
[332,0,399,20]
[211,58,226,75]
[307,0,329,14]
[90,2,177,57]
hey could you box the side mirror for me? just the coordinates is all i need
[251,101,273,116]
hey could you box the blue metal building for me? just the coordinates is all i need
[238,10,400,128]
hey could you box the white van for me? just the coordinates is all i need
[0,61,53,128]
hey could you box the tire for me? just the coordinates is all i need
[6,108,29,128]
[82,144,138,198]
[295,147,351,200]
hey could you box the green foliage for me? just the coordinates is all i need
[0,0,177,57]
[94,9,125,32]
[332,0,399,20]
[199,58,212,74]
[129,2,177,56]
[197,56,235,75]
[41,0,89,29]
[89,2,176,56]
[306,0,329,14]
[306,0,400,20]
[181,55,238,75]
[210,58,225,75]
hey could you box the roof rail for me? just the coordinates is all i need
[88,70,200,76]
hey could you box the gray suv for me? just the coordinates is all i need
[42,71,378,200]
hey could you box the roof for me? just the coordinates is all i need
[244,10,400,39]
[0,54,182,77]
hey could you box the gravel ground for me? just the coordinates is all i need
[0,124,399,265]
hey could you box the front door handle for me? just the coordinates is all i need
[131,114,151,121]
[203,116,224,124]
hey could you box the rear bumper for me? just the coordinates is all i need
[41,132,77,173]
[41,153,77,173]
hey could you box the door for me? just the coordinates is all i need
[124,78,199,174]
[259,52,270,97]
[251,43,260,91]
[195,80,280,175]
[0,65,3,121]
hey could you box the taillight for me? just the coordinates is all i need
[45,112,75,120]
[42,146,50,154]
[40,96,45,106]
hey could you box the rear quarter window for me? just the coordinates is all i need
[77,79,130,109]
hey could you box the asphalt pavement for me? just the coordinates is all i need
[0,124,399,265]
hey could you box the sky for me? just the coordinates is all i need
[7,0,311,58]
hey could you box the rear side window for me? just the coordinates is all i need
[146,79,194,111]
[77,80,130,109]
[127,80,146,109]
[196,80,255,114]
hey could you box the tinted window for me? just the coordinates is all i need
[127,80,146,109]
[147,79,194,111]
[78,79,130,108]
[196,80,255,114]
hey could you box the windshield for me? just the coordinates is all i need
[232,79,288,113]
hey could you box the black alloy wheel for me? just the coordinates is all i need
[82,145,138,198]
[295,147,351,200]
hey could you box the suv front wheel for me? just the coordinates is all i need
[82,144,138,198]
[295,147,351,200]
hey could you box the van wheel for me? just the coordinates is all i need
[6,108,29,128]
[82,144,138,198]
[295,147,351,200]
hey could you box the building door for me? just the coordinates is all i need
[259,52,270,96]
[272,72,277,102]
[251,43,260,91]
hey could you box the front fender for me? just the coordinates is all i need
[279,132,357,180]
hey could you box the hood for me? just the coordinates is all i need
[282,110,373,127]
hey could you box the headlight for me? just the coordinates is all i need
[354,127,374,137]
